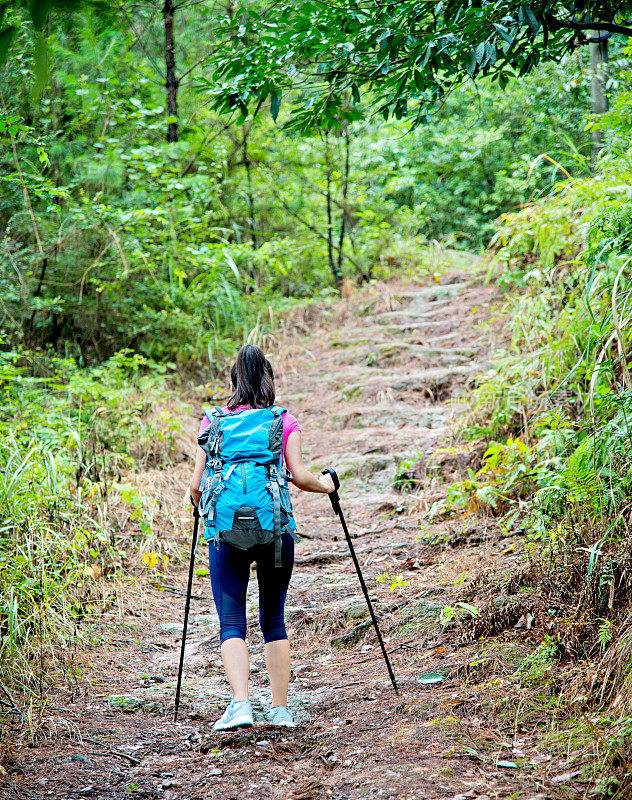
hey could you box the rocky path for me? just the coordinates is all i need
[6,267,561,800]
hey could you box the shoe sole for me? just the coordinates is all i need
[213,716,253,731]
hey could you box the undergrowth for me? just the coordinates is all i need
[0,348,185,701]
[404,82,632,797]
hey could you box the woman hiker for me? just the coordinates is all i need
[190,344,335,730]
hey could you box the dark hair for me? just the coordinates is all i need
[227,344,275,410]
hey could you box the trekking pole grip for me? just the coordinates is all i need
[321,468,341,514]
[321,467,340,491]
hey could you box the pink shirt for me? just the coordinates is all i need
[198,406,301,455]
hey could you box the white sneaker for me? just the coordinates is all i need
[268,705,295,728]
[213,700,253,731]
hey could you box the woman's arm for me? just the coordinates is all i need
[189,445,206,506]
[284,431,335,493]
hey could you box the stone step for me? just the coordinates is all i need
[341,364,487,400]
[386,320,457,335]
[372,305,451,325]
[304,427,440,458]
[334,339,479,357]
[332,344,478,370]
[391,283,469,303]
[367,341,478,368]
[426,331,486,346]
[331,403,463,430]
[311,451,401,483]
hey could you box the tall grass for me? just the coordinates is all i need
[450,89,632,795]
[464,144,632,550]
[0,348,184,700]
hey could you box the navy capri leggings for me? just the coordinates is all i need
[208,533,294,644]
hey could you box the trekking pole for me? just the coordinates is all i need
[321,468,399,695]
[174,502,200,722]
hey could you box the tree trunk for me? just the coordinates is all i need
[163,0,179,143]
[243,126,258,250]
[325,134,342,293]
[337,125,350,275]
[590,30,608,166]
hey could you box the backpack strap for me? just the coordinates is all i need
[199,472,226,552]
[267,462,283,568]
[199,409,224,456]
[203,406,227,421]
[267,406,289,566]
[267,407,285,461]
[198,408,226,530]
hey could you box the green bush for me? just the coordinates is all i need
[0,347,184,691]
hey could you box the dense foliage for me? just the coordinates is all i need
[418,72,632,793]
[205,0,632,127]
[2,10,631,785]
[1,5,596,365]
[464,80,632,540]
[0,347,184,690]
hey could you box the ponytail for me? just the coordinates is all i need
[227,344,275,410]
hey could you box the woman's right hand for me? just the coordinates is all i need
[319,472,336,494]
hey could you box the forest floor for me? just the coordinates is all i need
[3,262,584,800]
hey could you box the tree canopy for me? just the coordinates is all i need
[205,1,632,127]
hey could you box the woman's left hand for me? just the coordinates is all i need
[319,472,336,494]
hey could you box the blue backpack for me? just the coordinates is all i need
[197,406,299,567]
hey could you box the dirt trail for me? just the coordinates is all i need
[6,266,559,800]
